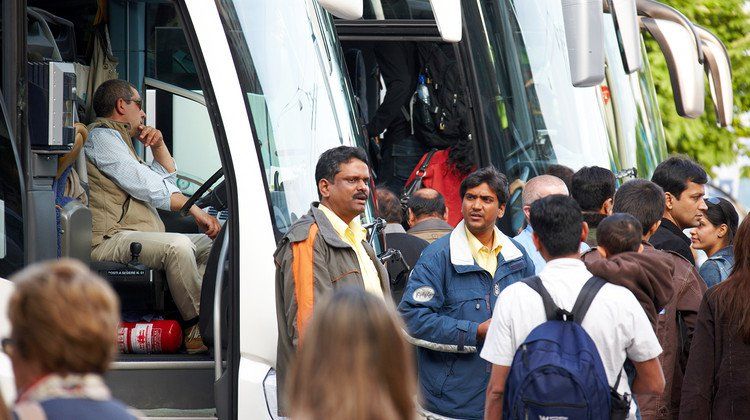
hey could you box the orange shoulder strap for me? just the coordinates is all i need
[292,223,319,344]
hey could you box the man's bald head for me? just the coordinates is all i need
[407,188,448,225]
[414,188,440,201]
[522,175,569,209]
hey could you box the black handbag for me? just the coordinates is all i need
[399,148,437,210]
[610,369,631,420]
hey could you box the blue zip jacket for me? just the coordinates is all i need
[398,222,535,419]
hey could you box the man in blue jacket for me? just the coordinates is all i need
[398,167,535,419]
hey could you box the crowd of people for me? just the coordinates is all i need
[1,143,746,420]
[275,148,746,420]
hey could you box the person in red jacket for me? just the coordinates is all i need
[405,139,475,226]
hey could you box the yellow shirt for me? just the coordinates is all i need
[318,205,384,299]
[464,225,503,277]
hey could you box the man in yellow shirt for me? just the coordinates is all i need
[274,146,389,414]
[398,166,535,419]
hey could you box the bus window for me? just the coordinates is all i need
[146,3,200,91]
[145,4,222,198]
[217,0,364,239]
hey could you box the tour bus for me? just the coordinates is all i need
[0,0,383,418]
[0,0,733,419]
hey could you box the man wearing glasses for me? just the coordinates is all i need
[84,79,221,354]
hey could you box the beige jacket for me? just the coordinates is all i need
[86,118,165,247]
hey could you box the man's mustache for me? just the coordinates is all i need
[353,193,368,200]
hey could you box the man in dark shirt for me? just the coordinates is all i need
[367,42,424,193]
[650,156,708,265]
[376,187,429,303]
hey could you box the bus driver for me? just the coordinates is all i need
[84,79,221,354]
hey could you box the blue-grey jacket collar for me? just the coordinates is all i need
[449,220,523,272]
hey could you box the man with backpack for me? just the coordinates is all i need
[481,195,664,419]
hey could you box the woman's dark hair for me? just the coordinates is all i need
[713,217,750,343]
[459,166,509,205]
[704,197,739,244]
[447,136,475,175]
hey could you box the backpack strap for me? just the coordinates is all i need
[522,276,560,321]
[571,276,607,324]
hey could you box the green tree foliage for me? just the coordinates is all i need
[644,0,750,174]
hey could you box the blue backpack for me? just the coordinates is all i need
[503,276,629,420]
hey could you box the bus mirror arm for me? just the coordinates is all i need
[695,25,733,128]
[639,17,705,119]
[635,0,703,64]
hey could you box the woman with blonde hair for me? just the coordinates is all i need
[289,287,417,420]
[5,259,139,419]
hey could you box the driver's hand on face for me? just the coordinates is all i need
[137,125,165,149]
[192,207,221,239]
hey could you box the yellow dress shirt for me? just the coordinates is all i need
[319,205,384,299]
[464,225,503,277]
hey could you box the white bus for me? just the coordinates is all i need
[0,0,733,418]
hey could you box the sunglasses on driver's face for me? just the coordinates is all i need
[123,97,142,110]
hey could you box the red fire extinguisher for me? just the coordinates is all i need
[118,320,183,354]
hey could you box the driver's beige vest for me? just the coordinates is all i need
[86,118,165,247]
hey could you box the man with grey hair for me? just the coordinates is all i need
[514,174,589,273]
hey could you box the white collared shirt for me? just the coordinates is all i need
[480,258,662,419]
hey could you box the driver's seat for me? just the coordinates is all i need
[56,124,168,315]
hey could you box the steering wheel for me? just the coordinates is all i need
[179,168,224,216]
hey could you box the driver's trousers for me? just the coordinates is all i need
[92,231,213,321]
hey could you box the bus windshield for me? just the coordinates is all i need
[217,0,371,237]
[507,0,612,171]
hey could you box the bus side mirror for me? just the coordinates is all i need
[318,0,363,20]
[696,25,733,127]
[636,0,703,64]
[430,0,462,42]
[561,0,605,87]
[605,0,642,73]
[640,17,705,118]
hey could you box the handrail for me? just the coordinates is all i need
[213,226,231,381]
[144,77,206,106]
